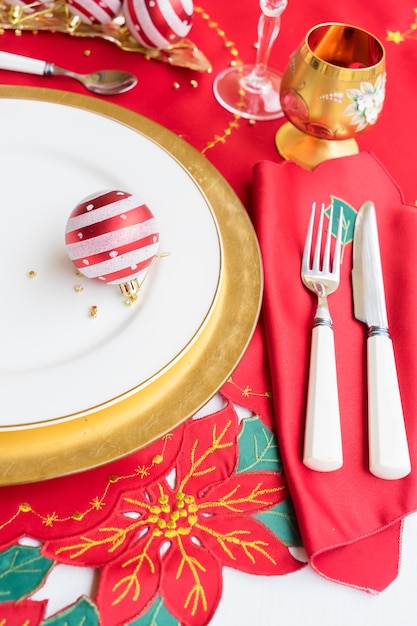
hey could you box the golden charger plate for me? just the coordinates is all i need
[0,85,262,485]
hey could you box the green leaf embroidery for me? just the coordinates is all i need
[237,415,282,474]
[237,417,302,547]
[0,544,55,601]
[128,595,179,625]
[325,196,357,248]
[42,596,99,626]
[255,499,302,547]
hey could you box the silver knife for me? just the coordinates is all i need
[352,200,411,480]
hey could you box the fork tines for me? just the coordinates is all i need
[303,201,343,277]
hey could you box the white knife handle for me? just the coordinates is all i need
[303,323,343,472]
[367,332,411,479]
[0,51,47,76]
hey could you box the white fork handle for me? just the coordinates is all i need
[367,333,411,479]
[303,323,343,471]
[0,51,48,76]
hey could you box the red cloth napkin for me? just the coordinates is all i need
[252,152,417,592]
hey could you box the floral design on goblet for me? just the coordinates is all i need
[344,73,386,131]
[276,23,386,169]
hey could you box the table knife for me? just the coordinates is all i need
[352,200,411,480]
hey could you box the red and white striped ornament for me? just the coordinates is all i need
[66,0,122,25]
[65,189,159,287]
[123,0,193,49]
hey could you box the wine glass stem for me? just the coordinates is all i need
[243,13,281,91]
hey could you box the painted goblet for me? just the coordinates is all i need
[275,23,386,169]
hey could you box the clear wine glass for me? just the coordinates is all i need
[213,0,288,120]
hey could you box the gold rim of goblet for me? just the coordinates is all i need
[300,22,385,81]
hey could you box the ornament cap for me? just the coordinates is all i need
[119,278,140,301]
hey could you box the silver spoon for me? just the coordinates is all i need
[0,51,137,95]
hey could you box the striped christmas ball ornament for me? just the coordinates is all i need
[65,189,159,285]
[123,0,193,50]
[66,0,122,24]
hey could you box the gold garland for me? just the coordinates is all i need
[0,0,212,72]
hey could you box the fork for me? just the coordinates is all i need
[301,201,344,472]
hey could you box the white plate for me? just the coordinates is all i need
[1,97,220,428]
[0,86,262,484]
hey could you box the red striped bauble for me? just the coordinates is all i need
[65,190,159,285]
[123,0,193,49]
[66,0,122,24]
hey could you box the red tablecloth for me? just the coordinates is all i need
[0,1,416,624]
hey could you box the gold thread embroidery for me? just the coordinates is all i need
[226,376,272,400]
[201,116,241,155]
[386,8,417,43]
[0,435,172,531]
[45,419,285,616]
[195,6,244,154]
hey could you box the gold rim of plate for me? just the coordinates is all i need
[0,85,263,486]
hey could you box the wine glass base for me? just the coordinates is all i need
[213,65,284,121]
[275,123,359,169]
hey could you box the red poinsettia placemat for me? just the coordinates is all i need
[0,402,302,625]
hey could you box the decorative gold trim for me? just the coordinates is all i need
[0,85,263,485]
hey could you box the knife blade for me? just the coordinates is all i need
[352,200,411,480]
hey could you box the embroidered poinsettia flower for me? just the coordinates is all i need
[43,403,302,626]
[0,425,185,549]
[344,73,386,131]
